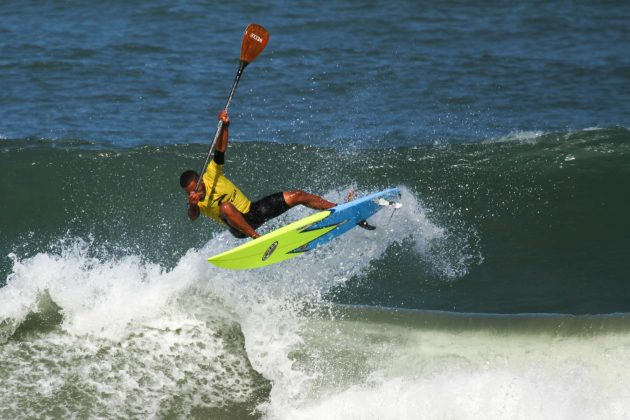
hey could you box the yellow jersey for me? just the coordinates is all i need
[197,160,251,224]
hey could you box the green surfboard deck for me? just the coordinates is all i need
[208,188,401,270]
[208,210,334,270]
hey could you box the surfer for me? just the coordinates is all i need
[180,110,336,239]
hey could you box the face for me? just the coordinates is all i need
[184,179,205,199]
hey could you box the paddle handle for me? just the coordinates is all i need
[194,61,248,192]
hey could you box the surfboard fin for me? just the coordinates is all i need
[358,197,402,230]
[378,198,403,209]
[357,220,377,230]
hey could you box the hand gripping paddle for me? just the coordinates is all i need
[195,23,270,192]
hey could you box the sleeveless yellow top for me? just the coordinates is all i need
[197,160,251,223]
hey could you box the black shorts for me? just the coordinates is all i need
[222,192,291,238]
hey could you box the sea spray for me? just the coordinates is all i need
[0,239,270,418]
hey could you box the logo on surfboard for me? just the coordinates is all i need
[262,241,279,261]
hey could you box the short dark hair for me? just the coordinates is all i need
[179,170,199,188]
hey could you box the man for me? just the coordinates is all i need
[180,110,336,239]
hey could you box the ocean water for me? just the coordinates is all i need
[1,1,630,419]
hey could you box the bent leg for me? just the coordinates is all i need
[282,190,335,210]
[219,202,260,239]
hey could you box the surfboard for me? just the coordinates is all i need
[208,188,401,270]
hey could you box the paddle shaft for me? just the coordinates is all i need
[193,23,268,192]
[194,60,248,192]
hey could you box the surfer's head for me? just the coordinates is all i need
[180,170,200,193]
[180,170,199,188]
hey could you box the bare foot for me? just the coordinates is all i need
[346,189,356,202]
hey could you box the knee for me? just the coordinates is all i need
[219,202,237,216]
[283,190,306,206]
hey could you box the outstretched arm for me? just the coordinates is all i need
[215,110,230,153]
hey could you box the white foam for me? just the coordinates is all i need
[262,317,630,420]
[0,238,265,417]
[483,130,546,144]
[0,187,480,418]
[3,239,200,340]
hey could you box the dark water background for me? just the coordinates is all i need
[1,1,630,419]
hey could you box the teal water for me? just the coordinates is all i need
[3,128,629,313]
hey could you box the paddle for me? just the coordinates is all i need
[195,23,270,192]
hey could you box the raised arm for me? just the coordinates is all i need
[215,110,230,153]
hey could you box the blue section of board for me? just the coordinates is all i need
[295,188,401,252]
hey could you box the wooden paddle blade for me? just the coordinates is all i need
[240,23,269,64]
